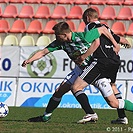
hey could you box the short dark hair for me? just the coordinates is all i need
[52,21,71,35]
[82,8,98,25]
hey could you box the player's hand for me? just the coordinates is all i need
[74,55,85,65]
[21,60,30,67]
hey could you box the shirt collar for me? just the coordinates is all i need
[71,32,76,42]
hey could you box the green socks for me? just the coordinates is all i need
[124,100,133,112]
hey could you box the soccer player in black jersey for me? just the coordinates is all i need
[72,8,131,124]
[82,7,130,124]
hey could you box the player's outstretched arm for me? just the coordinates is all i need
[21,48,49,67]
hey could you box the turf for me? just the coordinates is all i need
[0,107,133,133]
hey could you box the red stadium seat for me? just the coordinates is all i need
[67,6,82,19]
[90,0,107,5]
[111,21,126,36]
[25,0,41,4]
[26,20,43,34]
[34,6,50,19]
[77,21,85,32]
[58,0,75,4]
[0,7,2,17]
[74,0,91,5]
[116,7,133,20]
[126,23,133,36]
[43,20,57,34]
[41,0,59,4]
[2,5,18,18]
[66,20,76,32]
[0,0,9,3]
[0,20,10,33]
[100,6,116,20]
[106,0,124,5]
[18,5,34,19]
[9,20,26,33]
[50,6,67,19]
[123,0,133,5]
[9,0,25,3]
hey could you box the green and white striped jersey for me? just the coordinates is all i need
[47,28,100,66]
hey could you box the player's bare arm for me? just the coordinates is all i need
[21,48,49,67]
[75,39,100,65]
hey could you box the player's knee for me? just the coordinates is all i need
[72,81,88,93]
[71,84,80,93]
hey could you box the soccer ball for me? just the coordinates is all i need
[0,102,9,118]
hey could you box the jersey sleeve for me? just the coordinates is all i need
[84,28,100,43]
[46,40,62,52]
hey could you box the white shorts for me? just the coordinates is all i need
[63,65,82,85]
[94,78,113,97]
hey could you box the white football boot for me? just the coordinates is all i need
[77,113,98,124]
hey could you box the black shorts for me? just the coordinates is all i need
[80,58,120,84]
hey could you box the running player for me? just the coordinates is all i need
[82,7,129,124]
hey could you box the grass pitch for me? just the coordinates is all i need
[0,107,133,133]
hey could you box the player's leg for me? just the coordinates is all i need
[95,78,133,111]
[111,83,128,124]
[107,64,128,124]
[27,68,77,122]
[44,66,83,116]
[43,81,71,120]
[28,81,71,122]
[28,66,97,123]
[64,66,98,123]
[72,77,96,115]
[73,61,103,124]
[72,77,98,124]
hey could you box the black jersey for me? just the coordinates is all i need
[85,21,121,65]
